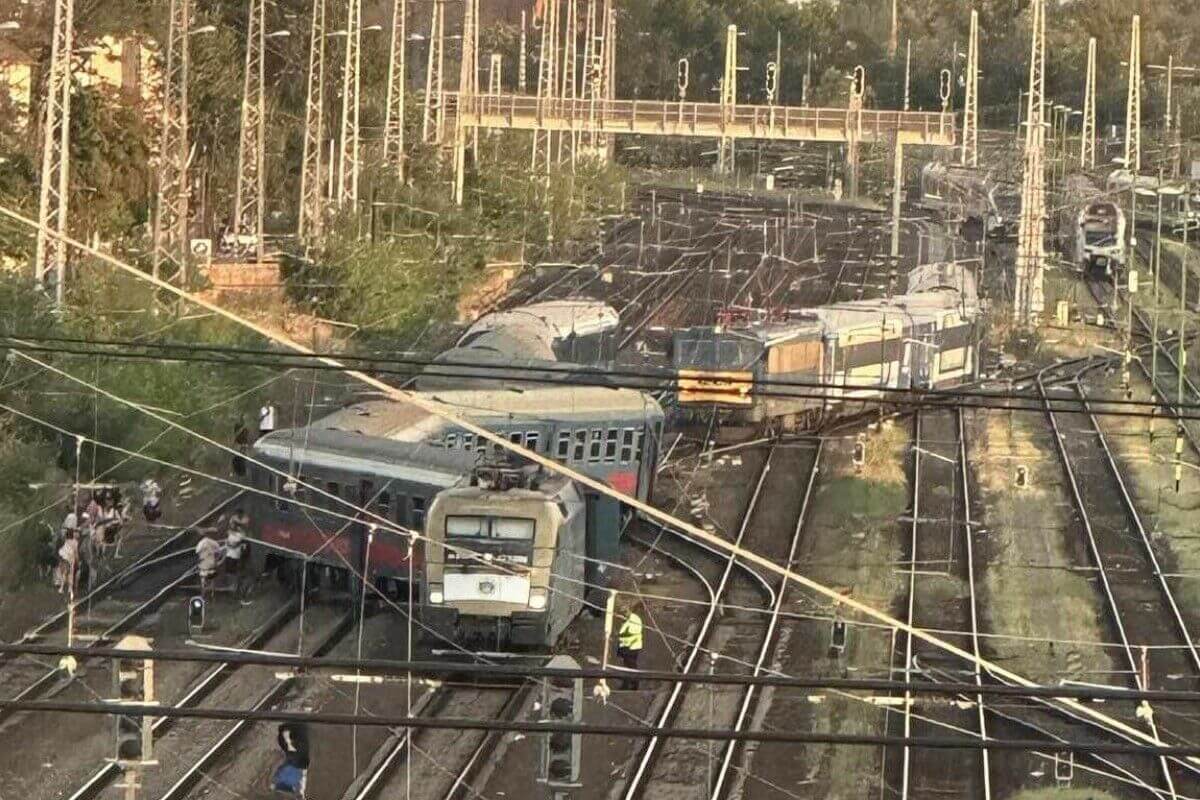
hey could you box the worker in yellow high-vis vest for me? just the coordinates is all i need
[615,602,644,690]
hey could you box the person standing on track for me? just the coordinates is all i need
[195,531,222,598]
[223,509,250,600]
[273,720,310,797]
[616,601,645,690]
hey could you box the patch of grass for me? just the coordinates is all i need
[970,408,1110,683]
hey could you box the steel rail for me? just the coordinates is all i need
[620,443,778,800]
[1,492,242,663]
[1072,375,1200,674]
[65,600,299,800]
[437,686,530,800]
[1037,364,1180,797]
[709,439,823,800]
[957,407,993,800]
[898,411,922,800]
[0,565,197,728]
[152,609,356,800]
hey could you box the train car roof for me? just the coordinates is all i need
[817,291,973,331]
[464,300,619,342]
[253,430,478,486]
[905,261,978,303]
[290,386,664,443]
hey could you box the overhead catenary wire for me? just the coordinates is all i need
[9,331,1200,419]
[0,203,1183,763]
[5,696,1200,757]
[7,338,1200,425]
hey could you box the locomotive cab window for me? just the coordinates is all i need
[446,515,535,540]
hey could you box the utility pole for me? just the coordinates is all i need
[1081,37,1096,170]
[889,0,898,60]
[1014,0,1046,325]
[960,9,979,168]
[383,0,407,181]
[298,0,327,240]
[845,66,865,199]
[518,10,528,93]
[718,24,737,176]
[152,0,190,288]
[489,53,502,94]
[422,0,445,144]
[452,0,477,204]
[531,0,559,174]
[903,40,911,111]
[1125,14,1141,176]
[34,0,75,305]
[337,0,362,206]
[233,0,265,263]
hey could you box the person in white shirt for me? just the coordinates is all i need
[224,509,250,598]
[56,531,79,594]
[258,404,277,439]
[195,534,222,597]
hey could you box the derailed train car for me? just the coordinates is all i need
[1106,169,1200,234]
[914,162,1018,238]
[1058,174,1126,276]
[672,262,979,428]
[415,299,620,391]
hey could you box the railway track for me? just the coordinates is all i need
[887,408,992,800]
[137,604,355,800]
[0,494,242,730]
[1036,359,1200,796]
[619,437,819,800]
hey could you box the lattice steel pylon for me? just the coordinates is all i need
[337,0,362,206]
[422,0,445,144]
[531,0,559,174]
[1081,36,1097,170]
[960,9,979,168]
[152,0,190,287]
[557,0,578,166]
[1014,0,1047,325]
[34,0,75,304]
[717,24,737,176]
[1124,14,1141,176]
[233,0,265,263]
[452,0,477,204]
[383,0,407,180]
[298,0,327,240]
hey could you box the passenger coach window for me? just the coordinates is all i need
[509,431,524,445]
[526,432,540,453]
[378,492,391,518]
[605,429,619,462]
[462,433,475,451]
[620,429,636,463]
[445,433,458,449]
[325,482,340,509]
[589,428,603,462]
[412,497,427,529]
[556,432,571,459]
[573,430,587,462]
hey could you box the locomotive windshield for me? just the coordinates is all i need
[446,515,536,540]
[1084,230,1117,246]
[675,335,762,370]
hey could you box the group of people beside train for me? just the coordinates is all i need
[51,480,161,594]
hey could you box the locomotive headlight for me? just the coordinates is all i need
[429,584,444,605]
[528,588,548,610]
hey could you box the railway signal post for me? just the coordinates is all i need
[111,635,157,800]
[538,654,583,798]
